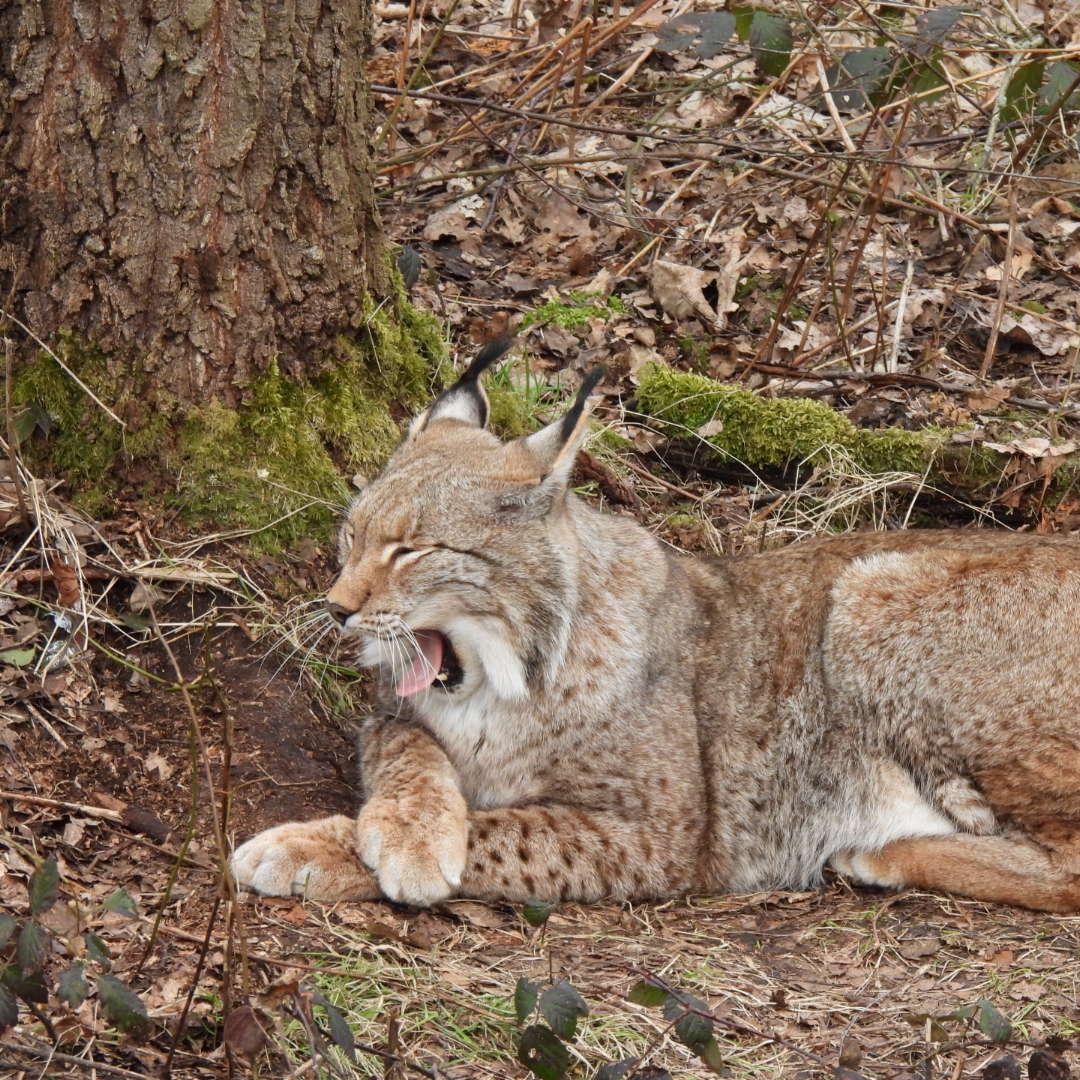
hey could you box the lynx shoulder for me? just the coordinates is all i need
[232,354,1080,913]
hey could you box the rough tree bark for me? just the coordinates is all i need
[0,0,384,406]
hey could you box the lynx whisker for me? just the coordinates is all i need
[262,611,336,689]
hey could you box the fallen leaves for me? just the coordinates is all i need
[650,260,722,326]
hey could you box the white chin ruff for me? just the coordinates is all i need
[445,615,528,701]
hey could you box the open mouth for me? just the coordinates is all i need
[395,629,464,697]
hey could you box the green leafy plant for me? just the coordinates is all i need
[655,6,795,77]
[510,902,590,1080]
[655,4,976,108]
[0,858,148,1040]
[627,977,726,1074]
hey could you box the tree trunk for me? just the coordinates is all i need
[1,0,384,407]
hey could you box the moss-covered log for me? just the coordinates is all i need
[635,364,1078,504]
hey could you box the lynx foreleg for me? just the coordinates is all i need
[230,814,381,901]
[356,720,468,905]
[232,721,467,905]
[461,805,687,903]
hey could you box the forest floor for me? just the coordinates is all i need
[4,0,1080,1077]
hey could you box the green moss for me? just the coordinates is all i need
[12,335,128,515]
[664,511,700,530]
[484,360,558,439]
[13,290,447,549]
[591,426,634,454]
[855,426,947,475]
[519,291,626,331]
[636,364,858,470]
[633,363,1050,496]
[486,386,535,439]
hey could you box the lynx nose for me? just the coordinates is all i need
[326,601,354,627]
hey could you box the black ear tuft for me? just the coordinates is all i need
[414,337,515,432]
[464,336,515,381]
[558,365,606,443]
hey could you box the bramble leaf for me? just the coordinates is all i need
[518,1024,570,1080]
[98,974,149,1035]
[324,1002,357,1061]
[102,889,138,917]
[515,977,540,1024]
[0,647,36,668]
[3,965,48,1004]
[1038,60,1080,115]
[1003,61,1044,122]
[748,12,792,77]
[28,856,60,915]
[539,979,588,1040]
[699,1035,727,1073]
[912,6,964,52]
[522,900,556,928]
[628,978,670,1008]
[17,922,46,974]
[0,982,17,1034]
[978,998,1012,1044]
[824,46,893,112]
[655,12,735,59]
[596,1060,640,1080]
[397,246,422,291]
[664,991,714,1051]
[58,963,89,1008]
[84,932,111,969]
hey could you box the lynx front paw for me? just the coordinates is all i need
[357,787,468,906]
[231,815,380,901]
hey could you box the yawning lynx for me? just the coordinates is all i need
[232,348,1080,912]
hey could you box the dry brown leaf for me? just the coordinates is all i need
[649,260,718,326]
[422,195,485,242]
[144,751,174,781]
[714,226,747,332]
[223,1005,274,1058]
[129,580,166,613]
[983,437,1077,459]
[441,899,511,929]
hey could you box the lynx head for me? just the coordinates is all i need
[327,343,604,705]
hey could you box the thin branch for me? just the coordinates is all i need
[0,308,125,428]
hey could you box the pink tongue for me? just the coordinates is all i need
[395,630,444,697]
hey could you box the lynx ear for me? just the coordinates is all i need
[520,366,605,487]
[410,338,513,435]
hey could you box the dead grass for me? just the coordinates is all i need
[242,887,1080,1079]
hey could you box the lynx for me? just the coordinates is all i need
[232,347,1080,912]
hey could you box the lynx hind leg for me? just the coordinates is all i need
[833,833,1080,913]
[231,815,381,902]
[936,776,997,835]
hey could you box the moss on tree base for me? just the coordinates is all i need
[13,292,446,549]
[634,363,1077,504]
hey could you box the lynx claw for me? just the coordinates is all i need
[231,815,380,902]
